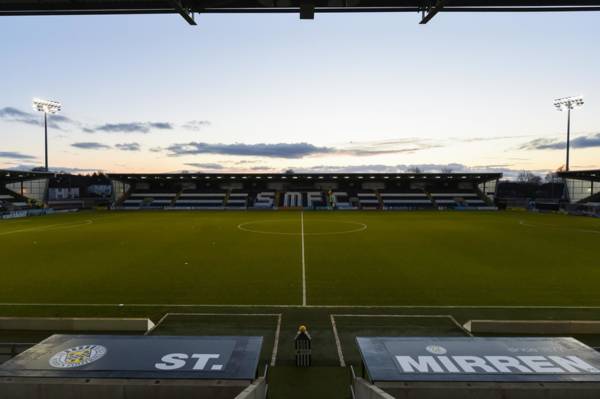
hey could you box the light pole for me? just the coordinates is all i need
[553,96,584,172]
[33,98,62,172]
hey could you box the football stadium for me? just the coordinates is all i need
[2,2,600,399]
[1,168,600,398]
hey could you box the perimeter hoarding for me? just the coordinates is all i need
[0,334,263,380]
[356,337,600,383]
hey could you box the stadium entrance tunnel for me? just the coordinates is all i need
[237,219,367,236]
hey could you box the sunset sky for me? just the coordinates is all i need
[1,11,599,177]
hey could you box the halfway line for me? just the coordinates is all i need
[301,211,306,307]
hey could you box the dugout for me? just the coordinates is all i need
[0,334,266,399]
[353,336,600,399]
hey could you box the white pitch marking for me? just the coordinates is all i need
[237,219,367,236]
[333,314,459,318]
[518,219,600,235]
[163,312,281,316]
[301,211,307,307]
[271,314,282,366]
[448,314,473,337]
[144,312,171,335]
[0,219,93,236]
[5,303,600,310]
[330,315,345,367]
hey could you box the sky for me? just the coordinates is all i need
[1,11,600,177]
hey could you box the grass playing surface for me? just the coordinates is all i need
[1,209,599,306]
[2,210,600,398]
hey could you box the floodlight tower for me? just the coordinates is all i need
[553,96,584,172]
[33,98,61,172]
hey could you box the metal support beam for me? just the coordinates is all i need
[2,1,600,17]
[44,113,48,172]
[420,0,446,24]
[169,0,196,24]
[300,4,315,19]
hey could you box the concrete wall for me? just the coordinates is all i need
[0,377,249,399]
[234,377,267,399]
[353,377,395,399]
[0,317,154,332]
[464,320,600,334]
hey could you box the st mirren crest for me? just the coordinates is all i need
[49,345,107,368]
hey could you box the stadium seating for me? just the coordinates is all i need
[117,186,492,211]
[306,191,326,209]
[226,192,248,209]
[105,173,502,212]
[585,192,600,203]
[430,189,486,209]
[0,188,30,209]
[379,189,433,209]
[120,184,179,209]
[356,192,380,210]
[331,192,352,209]
[175,191,226,209]
[252,192,275,209]
[124,192,177,209]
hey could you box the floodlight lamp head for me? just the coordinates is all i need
[32,98,61,114]
[553,96,584,111]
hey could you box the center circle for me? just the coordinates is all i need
[237,219,367,236]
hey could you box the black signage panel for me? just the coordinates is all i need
[0,335,262,380]
[357,337,600,383]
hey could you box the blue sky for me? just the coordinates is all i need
[1,11,599,176]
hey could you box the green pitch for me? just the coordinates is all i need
[2,210,600,398]
[0,210,599,307]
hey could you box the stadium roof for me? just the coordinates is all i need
[558,169,600,182]
[1,1,600,24]
[1,170,53,183]
[108,172,502,182]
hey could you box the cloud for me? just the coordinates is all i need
[235,160,258,165]
[71,142,111,150]
[0,151,37,160]
[0,106,76,130]
[115,142,141,151]
[184,162,224,170]
[86,122,174,134]
[250,166,274,171]
[0,107,39,126]
[570,134,600,149]
[334,138,442,156]
[1,105,210,135]
[182,120,211,131]
[159,138,443,159]
[164,142,334,159]
[519,133,600,150]
[457,135,528,143]
[519,138,565,150]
